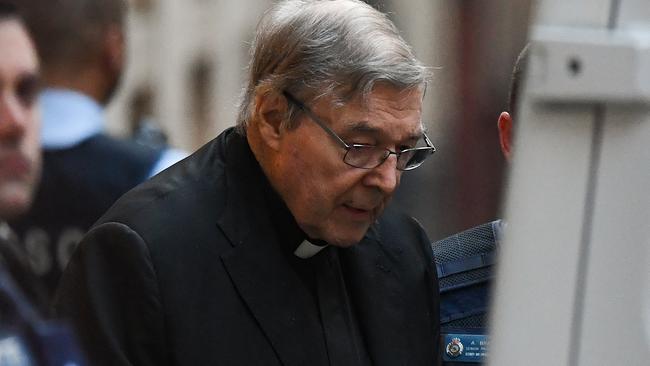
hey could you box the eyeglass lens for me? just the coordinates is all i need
[344,145,433,171]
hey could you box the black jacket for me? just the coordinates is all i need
[54,128,441,366]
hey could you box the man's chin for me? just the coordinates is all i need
[318,227,371,248]
[300,218,372,248]
[0,185,33,220]
[326,239,359,248]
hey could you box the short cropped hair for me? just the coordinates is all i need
[14,0,126,72]
[0,1,19,21]
[507,44,529,117]
[237,0,431,133]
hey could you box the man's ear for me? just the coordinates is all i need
[253,91,288,151]
[497,111,513,162]
[103,25,125,76]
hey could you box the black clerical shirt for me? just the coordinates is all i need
[263,181,372,366]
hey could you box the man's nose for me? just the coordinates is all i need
[0,92,27,140]
[363,154,400,194]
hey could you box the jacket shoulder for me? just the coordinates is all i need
[95,133,229,232]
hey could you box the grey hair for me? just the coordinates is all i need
[236,0,431,134]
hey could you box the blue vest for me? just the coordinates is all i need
[432,220,502,365]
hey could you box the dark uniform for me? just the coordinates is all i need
[0,222,85,366]
[432,220,503,365]
[9,135,163,296]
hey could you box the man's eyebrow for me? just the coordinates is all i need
[343,121,380,135]
[342,120,424,142]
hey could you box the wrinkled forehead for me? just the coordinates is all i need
[331,85,425,141]
[329,82,425,107]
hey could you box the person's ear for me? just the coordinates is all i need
[253,91,287,151]
[103,25,125,76]
[497,111,513,162]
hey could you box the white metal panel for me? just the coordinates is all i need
[488,0,650,365]
[527,26,650,102]
[576,106,650,366]
[533,0,611,27]
[487,101,596,366]
[619,0,650,27]
[646,236,650,356]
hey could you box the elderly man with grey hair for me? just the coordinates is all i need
[55,0,441,365]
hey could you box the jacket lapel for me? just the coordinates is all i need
[340,226,411,366]
[220,237,328,366]
[216,132,328,366]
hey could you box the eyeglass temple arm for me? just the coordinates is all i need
[422,131,436,152]
[282,91,351,150]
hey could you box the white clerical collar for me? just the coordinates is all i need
[294,240,328,259]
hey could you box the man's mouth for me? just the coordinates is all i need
[341,204,376,221]
[0,152,31,179]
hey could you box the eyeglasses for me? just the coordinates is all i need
[283,91,436,171]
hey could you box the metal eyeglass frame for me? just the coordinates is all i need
[282,91,436,171]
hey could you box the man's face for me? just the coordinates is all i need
[0,20,40,220]
[272,84,424,247]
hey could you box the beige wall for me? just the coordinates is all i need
[107,0,272,151]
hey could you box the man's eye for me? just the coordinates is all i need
[16,75,40,108]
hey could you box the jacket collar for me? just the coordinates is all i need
[216,131,329,366]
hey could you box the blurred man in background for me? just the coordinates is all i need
[0,5,87,364]
[0,1,45,311]
[10,0,186,296]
